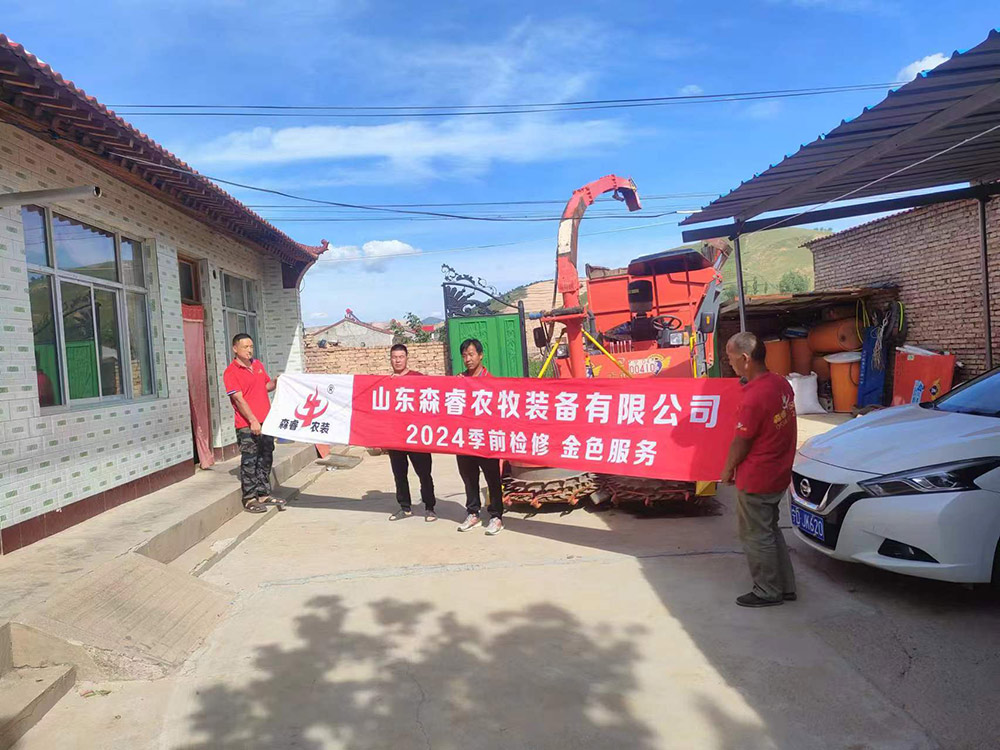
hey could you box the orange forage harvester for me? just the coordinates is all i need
[504,176,732,509]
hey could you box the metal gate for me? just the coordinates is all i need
[442,265,529,377]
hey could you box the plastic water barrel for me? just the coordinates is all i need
[790,338,813,375]
[812,355,831,381]
[825,352,862,412]
[808,319,862,353]
[764,339,792,376]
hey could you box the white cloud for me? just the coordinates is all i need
[177,19,634,185]
[766,0,899,12]
[308,311,329,320]
[322,240,419,273]
[897,53,948,82]
[679,84,704,97]
[369,20,606,106]
[185,117,627,180]
[745,101,782,120]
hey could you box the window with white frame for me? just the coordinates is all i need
[222,272,262,358]
[22,205,155,408]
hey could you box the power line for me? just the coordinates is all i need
[109,82,901,118]
[108,83,903,110]
[243,192,718,209]
[111,152,681,223]
[312,219,684,266]
[260,211,689,223]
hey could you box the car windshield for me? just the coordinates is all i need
[930,367,1000,417]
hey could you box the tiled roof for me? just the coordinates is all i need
[0,35,325,266]
[310,311,394,338]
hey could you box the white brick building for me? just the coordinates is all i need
[0,37,326,553]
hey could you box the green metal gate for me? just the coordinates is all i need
[441,265,529,377]
[446,314,527,377]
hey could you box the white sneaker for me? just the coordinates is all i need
[484,517,504,536]
[457,514,481,532]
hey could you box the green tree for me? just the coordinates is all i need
[389,312,442,344]
[778,270,811,293]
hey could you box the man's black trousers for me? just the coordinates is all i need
[455,454,504,519]
[388,450,435,511]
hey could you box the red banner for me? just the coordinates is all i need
[264,374,742,481]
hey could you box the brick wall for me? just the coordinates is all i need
[809,199,1000,376]
[0,122,306,539]
[305,342,449,375]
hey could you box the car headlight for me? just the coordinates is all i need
[860,457,1000,497]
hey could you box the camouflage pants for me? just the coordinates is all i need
[237,428,275,502]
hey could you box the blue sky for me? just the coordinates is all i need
[6,2,998,324]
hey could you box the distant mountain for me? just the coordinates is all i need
[421,316,444,325]
[671,227,831,297]
[493,227,829,311]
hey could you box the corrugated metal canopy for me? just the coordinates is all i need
[682,29,1000,227]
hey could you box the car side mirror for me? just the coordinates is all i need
[698,312,716,334]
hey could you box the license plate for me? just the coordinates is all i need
[791,505,825,541]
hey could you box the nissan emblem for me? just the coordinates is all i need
[799,478,812,499]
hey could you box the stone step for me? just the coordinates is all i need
[171,461,326,576]
[170,504,280,577]
[16,555,231,681]
[0,664,75,749]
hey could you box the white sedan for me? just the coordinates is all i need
[789,367,1000,584]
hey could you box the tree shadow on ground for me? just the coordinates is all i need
[174,595,657,750]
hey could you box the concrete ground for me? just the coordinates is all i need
[15,448,1000,750]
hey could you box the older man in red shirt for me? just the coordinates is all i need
[721,331,797,607]
[224,334,279,513]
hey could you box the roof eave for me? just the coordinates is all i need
[0,34,323,267]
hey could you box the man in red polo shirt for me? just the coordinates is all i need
[455,338,505,536]
[386,343,437,522]
[224,333,279,513]
[721,332,797,607]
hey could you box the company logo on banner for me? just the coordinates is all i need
[294,389,329,427]
[265,374,354,445]
[263,373,742,482]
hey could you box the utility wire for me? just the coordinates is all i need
[109,82,901,118]
[260,211,690,223]
[311,219,684,266]
[244,192,718,209]
[110,83,902,109]
[111,152,685,222]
